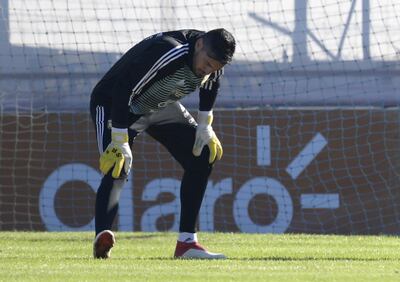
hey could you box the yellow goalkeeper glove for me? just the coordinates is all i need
[192,111,223,163]
[99,128,132,178]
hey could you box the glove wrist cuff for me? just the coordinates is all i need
[111,127,129,143]
[197,110,213,126]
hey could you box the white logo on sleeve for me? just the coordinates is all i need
[176,79,185,87]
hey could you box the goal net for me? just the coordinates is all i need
[0,0,399,234]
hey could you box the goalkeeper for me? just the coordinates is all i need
[90,28,235,259]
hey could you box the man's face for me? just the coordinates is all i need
[192,38,224,78]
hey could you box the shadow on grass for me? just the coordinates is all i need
[228,256,400,262]
[119,234,161,240]
[20,238,90,242]
[17,233,162,243]
[7,255,398,262]
[76,256,400,262]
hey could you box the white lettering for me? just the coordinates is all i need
[39,163,133,231]
[140,178,180,232]
[40,166,296,233]
[233,177,293,233]
[157,100,175,108]
[199,178,233,231]
[257,125,271,166]
[118,176,134,231]
[39,163,99,231]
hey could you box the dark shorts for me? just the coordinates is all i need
[90,99,209,170]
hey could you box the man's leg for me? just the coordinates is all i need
[90,101,138,258]
[147,123,212,232]
[145,103,225,259]
[93,172,127,259]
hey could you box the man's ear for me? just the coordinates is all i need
[195,37,204,51]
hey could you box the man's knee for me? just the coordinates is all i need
[98,172,128,212]
[183,151,214,176]
[101,171,129,190]
[112,176,128,190]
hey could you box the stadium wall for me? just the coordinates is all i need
[1,108,399,233]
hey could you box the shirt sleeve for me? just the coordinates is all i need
[198,68,224,111]
[111,34,189,128]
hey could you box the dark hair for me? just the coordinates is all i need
[203,28,236,64]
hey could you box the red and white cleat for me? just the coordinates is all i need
[174,241,226,259]
[93,230,115,259]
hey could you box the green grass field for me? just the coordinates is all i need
[0,232,399,282]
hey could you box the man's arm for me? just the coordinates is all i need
[192,69,224,163]
[100,34,189,178]
[198,68,224,111]
[111,35,189,128]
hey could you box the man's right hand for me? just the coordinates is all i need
[99,128,132,178]
[192,111,223,164]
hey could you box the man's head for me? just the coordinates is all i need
[192,28,236,77]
